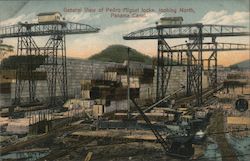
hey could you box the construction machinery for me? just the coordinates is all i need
[131,98,194,158]
[123,18,250,106]
[0,12,100,106]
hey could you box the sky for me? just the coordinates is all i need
[0,0,249,66]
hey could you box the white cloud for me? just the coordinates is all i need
[0,12,101,27]
[64,12,101,22]
[102,12,162,35]
[67,12,163,58]
[0,13,36,27]
[200,10,249,25]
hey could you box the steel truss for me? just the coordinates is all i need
[123,23,249,106]
[15,35,40,104]
[166,42,249,88]
[169,42,249,52]
[186,28,203,106]
[0,21,99,106]
[44,34,67,106]
[157,38,172,100]
[0,22,99,38]
[123,24,249,40]
[155,25,203,105]
[206,38,217,88]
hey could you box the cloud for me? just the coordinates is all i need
[102,12,162,35]
[66,12,163,58]
[64,12,101,22]
[0,13,36,27]
[200,10,250,25]
[0,12,101,27]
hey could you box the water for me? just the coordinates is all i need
[0,150,50,161]
[201,137,222,161]
[226,134,250,161]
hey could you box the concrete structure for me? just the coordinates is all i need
[153,66,209,99]
[0,57,209,107]
[1,58,119,106]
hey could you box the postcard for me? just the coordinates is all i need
[0,0,249,160]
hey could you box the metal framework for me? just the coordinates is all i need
[131,99,192,158]
[132,87,185,119]
[0,22,99,38]
[15,36,40,104]
[0,21,99,106]
[44,34,68,106]
[131,99,172,155]
[123,23,249,106]
[164,42,249,88]
[123,24,249,39]
[168,42,249,52]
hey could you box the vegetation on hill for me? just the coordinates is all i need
[88,45,153,65]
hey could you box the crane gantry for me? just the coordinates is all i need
[123,22,250,106]
[0,13,100,106]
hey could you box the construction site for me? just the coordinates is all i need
[0,11,250,161]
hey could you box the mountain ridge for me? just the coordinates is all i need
[230,59,250,69]
[88,44,153,65]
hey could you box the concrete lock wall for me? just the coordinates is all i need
[105,100,128,113]
[1,57,207,106]
[152,66,209,99]
[2,58,145,105]
[7,58,119,104]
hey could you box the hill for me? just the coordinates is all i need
[88,45,153,65]
[230,59,250,69]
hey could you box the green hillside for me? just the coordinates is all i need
[88,44,153,65]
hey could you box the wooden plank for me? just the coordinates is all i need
[227,117,250,125]
[84,152,93,161]
[72,130,161,141]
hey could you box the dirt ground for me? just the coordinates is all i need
[13,123,178,161]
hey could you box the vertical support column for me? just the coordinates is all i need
[214,48,217,86]
[197,25,203,106]
[45,32,68,107]
[162,45,172,99]
[14,32,40,105]
[160,40,165,99]
[45,35,55,106]
[27,34,39,103]
[157,38,172,100]
[185,24,203,106]
[186,47,192,96]
[208,37,218,87]
[58,34,68,102]
[156,26,162,101]
[127,47,131,119]
[14,36,23,105]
